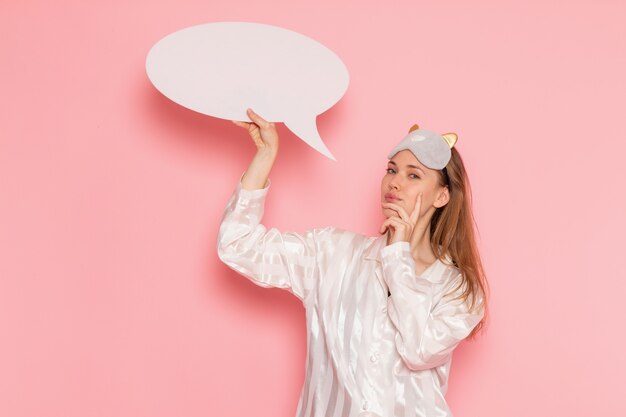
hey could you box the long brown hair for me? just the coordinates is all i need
[430,147,490,339]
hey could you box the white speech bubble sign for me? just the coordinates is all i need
[145,21,350,161]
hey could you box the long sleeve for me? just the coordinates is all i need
[380,241,484,371]
[216,174,329,302]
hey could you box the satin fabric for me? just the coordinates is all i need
[216,175,484,417]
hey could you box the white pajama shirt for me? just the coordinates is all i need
[216,176,485,417]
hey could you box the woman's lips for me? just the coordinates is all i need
[384,193,401,202]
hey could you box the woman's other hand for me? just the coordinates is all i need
[380,192,432,250]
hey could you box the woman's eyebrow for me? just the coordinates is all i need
[389,161,425,174]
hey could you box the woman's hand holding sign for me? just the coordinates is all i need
[233,108,279,191]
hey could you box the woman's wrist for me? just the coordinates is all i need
[241,148,277,190]
[255,146,278,159]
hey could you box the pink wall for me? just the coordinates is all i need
[1,1,625,416]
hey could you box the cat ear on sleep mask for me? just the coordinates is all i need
[387,123,458,170]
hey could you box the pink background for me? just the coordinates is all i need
[1,1,625,416]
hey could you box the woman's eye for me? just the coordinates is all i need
[410,174,420,179]
[386,168,395,174]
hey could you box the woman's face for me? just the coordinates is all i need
[380,150,449,219]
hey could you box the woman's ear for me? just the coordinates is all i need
[434,186,450,208]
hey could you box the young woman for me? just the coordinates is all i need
[217,108,489,417]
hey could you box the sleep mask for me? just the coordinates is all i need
[387,124,458,170]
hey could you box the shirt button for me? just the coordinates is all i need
[370,352,379,362]
[362,400,369,410]
[381,306,387,313]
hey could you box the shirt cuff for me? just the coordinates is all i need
[379,241,423,289]
[235,171,272,201]
[380,241,411,260]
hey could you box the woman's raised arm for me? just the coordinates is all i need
[217,108,331,302]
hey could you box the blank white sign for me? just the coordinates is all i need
[145,21,350,160]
